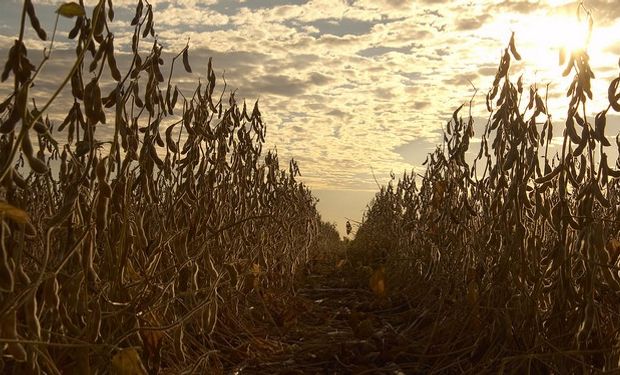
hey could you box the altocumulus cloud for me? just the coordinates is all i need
[1,0,620,232]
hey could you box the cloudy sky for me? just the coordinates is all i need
[1,0,620,234]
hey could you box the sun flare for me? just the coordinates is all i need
[501,12,595,58]
[482,9,608,84]
[542,15,592,55]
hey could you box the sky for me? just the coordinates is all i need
[1,0,620,235]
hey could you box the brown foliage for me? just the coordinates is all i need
[351,7,620,372]
[0,1,321,373]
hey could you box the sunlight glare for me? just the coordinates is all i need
[542,15,591,55]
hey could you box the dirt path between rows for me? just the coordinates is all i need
[225,263,426,375]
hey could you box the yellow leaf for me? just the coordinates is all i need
[369,266,386,298]
[251,262,260,276]
[139,327,163,364]
[355,318,374,339]
[0,201,30,224]
[56,2,85,18]
[605,238,620,262]
[467,280,479,306]
[111,348,147,375]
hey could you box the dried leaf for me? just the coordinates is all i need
[111,348,148,375]
[0,200,30,224]
[56,2,85,18]
[369,266,386,298]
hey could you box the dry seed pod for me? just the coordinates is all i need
[154,128,164,147]
[508,32,521,60]
[100,181,112,198]
[173,325,186,361]
[103,88,118,108]
[201,300,218,335]
[154,62,164,83]
[165,84,171,109]
[70,69,84,100]
[578,302,595,341]
[1,84,29,133]
[96,156,107,181]
[106,35,121,81]
[86,300,102,342]
[27,155,49,174]
[96,196,109,231]
[93,2,105,37]
[138,211,148,247]
[225,263,238,288]
[142,7,153,38]
[565,116,581,144]
[24,291,41,339]
[25,0,47,40]
[89,39,107,73]
[0,106,20,133]
[0,236,14,292]
[535,164,562,184]
[84,78,105,124]
[148,143,164,168]
[592,183,610,207]
[573,128,588,156]
[131,0,143,25]
[2,311,26,362]
[608,77,620,112]
[43,275,60,310]
[107,0,114,20]
[131,53,141,77]
[82,233,98,285]
[171,86,179,111]
[1,44,16,82]
[563,54,574,77]
[46,198,76,227]
[165,124,178,153]
[133,83,143,108]
[594,110,611,146]
[576,155,587,182]
[68,14,83,39]
[32,120,48,136]
[182,48,192,73]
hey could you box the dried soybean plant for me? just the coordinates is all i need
[0,0,320,373]
[351,9,620,373]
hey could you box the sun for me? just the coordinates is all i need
[542,14,592,56]
[483,10,601,73]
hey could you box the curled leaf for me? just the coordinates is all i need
[56,2,85,18]
[111,348,148,375]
